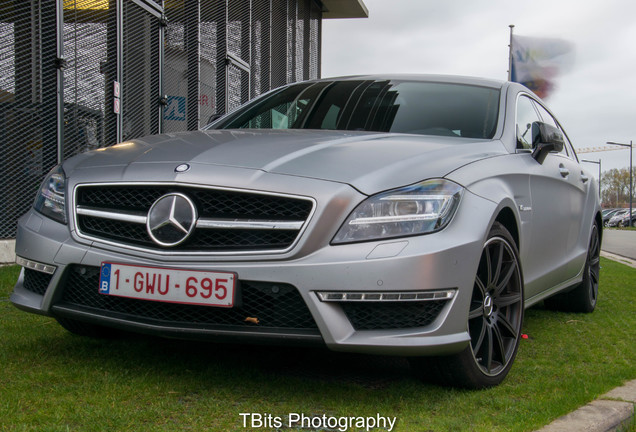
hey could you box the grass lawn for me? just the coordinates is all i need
[1,258,635,432]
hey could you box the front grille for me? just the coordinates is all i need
[341,301,447,330]
[56,265,318,332]
[23,269,53,295]
[74,185,313,253]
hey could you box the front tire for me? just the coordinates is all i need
[411,222,524,388]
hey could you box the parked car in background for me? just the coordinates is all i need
[618,209,635,227]
[608,209,629,227]
[602,208,622,227]
[11,75,601,388]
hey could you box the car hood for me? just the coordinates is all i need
[65,129,507,195]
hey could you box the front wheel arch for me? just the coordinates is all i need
[493,207,520,252]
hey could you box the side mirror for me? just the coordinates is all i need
[531,122,564,164]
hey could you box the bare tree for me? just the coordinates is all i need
[601,167,636,208]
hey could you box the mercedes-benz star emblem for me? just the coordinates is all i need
[175,163,190,173]
[146,193,197,247]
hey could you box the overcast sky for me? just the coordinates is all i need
[321,0,636,178]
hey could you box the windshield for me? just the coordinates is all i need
[214,80,500,139]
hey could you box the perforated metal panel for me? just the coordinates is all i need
[63,1,110,159]
[309,0,320,79]
[121,2,161,140]
[163,13,186,133]
[251,1,270,97]
[0,1,58,239]
[0,0,322,239]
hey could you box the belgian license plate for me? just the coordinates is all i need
[98,262,236,308]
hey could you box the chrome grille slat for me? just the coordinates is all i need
[76,206,147,224]
[76,206,304,231]
[195,219,304,230]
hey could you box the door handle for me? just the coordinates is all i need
[559,164,570,178]
[581,172,589,183]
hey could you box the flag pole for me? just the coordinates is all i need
[508,24,515,81]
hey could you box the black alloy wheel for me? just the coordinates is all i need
[467,225,524,380]
[410,222,524,388]
[585,223,601,309]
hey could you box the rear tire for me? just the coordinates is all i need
[544,223,600,313]
[411,222,524,388]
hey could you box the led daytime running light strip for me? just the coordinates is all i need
[316,289,455,302]
[379,194,451,201]
[348,213,440,225]
[16,256,57,275]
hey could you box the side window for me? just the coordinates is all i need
[245,98,309,129]
[533,103,569,157]
[270,105,288,129]
[321,105,341,129]
[516,96,542,150]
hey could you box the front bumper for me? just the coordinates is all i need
[12,189,495,356]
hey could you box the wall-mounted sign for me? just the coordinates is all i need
[164,96,186,121]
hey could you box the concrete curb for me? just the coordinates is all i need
[0,240,15,264]
[536,380,636,432]
[601,251,636,269]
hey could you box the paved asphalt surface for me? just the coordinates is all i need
[601,229,636,260]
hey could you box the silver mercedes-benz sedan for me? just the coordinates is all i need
[11,75,601,388]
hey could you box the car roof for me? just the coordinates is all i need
[312,74,506,89]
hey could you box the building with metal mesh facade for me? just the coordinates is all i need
[0,0,367,241]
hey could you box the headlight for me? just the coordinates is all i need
[33,165,67,224]
[332,179,463,244]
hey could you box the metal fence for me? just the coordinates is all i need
[0,0,322,239]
